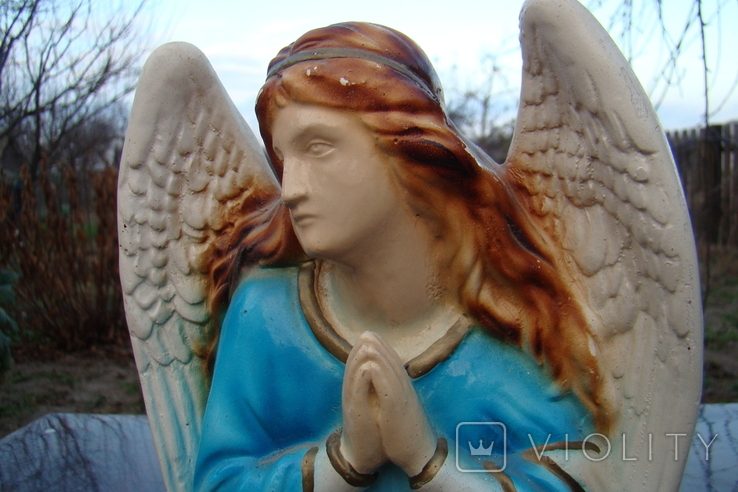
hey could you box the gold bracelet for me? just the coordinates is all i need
[301,446,319,492]
[408,437,448,490]
[325,429,379,488]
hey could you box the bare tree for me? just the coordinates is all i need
[589,0,737,127]
[0,0,150,179]
[446,55,516,163]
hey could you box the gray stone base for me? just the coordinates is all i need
[1,405,736,491]
[680,403,738,492]
[0,413,164,492]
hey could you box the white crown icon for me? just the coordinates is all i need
[468,439,494,456]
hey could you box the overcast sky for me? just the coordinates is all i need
[149,0,738,132]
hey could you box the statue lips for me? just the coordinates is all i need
[282,187,318,230]
[290,212,316,226]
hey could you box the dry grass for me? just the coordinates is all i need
[0,164,124,352]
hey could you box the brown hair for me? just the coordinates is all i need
[208,22,610,433]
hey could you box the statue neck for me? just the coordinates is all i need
[315,210,460,362]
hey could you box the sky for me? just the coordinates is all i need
[147,0,738,132]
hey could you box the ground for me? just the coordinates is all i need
[0,344,144,439]
[1,247,737,439]
[702,246,738,403]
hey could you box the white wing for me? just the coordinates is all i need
[505,1,702,490]
[118,43,280,492]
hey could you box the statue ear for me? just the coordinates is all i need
[395,138,474,177]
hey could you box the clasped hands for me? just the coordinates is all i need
[339,331,438,478]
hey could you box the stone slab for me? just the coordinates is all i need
[1,405,736,491]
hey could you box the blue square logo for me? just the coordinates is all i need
[455,422,507,472]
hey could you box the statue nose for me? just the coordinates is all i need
[280,157,309,208]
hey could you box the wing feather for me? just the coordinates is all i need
[505,1,702,490]
[118,42,280,492]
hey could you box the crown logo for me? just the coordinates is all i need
[468,439,494,456]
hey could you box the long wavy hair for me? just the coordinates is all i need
[207,22,610,433]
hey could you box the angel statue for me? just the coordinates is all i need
[118,0,702,491]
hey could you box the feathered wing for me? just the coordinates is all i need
[118,43,280,492]
[503,0,702,490]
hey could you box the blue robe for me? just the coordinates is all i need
[194,266,593,491]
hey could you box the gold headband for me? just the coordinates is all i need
[266,47,439,102]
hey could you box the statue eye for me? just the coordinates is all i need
[306,141,333,157]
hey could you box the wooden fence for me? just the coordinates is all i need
[667,122,738,247]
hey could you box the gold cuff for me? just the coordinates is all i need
[409,437,448,490]
[301,446,319,492]
[326,430,379,488]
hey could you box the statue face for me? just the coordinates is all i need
[271,102,406,263]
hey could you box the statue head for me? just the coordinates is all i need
[256,22,484,190]
[254,22,500,278]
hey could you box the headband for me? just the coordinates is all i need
[266,47,439,102]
